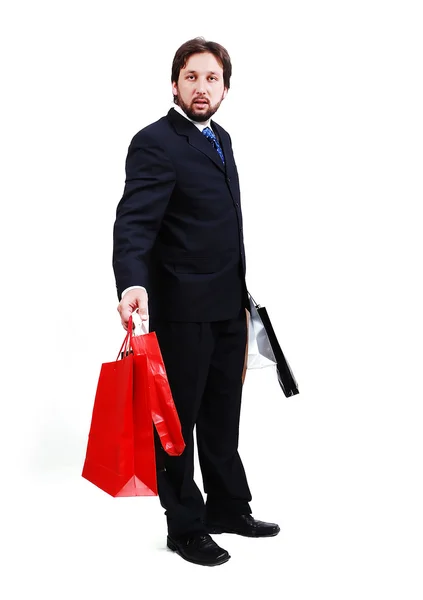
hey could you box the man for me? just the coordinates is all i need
[113,37,279,567]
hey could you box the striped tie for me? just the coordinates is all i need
[202,127,225,164]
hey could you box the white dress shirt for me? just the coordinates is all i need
[121,104,214,299]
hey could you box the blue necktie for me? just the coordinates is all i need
[202,127,225,164]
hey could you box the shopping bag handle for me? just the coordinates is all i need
[247,291,261,309]
[116,315,134,361]
[116,310,149,361]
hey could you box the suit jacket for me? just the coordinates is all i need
[113,107,248,322]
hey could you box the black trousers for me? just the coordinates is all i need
[151,308,252,538]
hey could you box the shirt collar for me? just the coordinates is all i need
[172,103,212,132]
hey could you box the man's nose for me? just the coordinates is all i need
[196,78,207,94]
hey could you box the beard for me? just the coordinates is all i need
[176,93,224,122]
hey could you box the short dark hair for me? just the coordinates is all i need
[171,37,232,104]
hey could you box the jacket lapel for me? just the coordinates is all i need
[212,120,239,202]
[211,120,235,173]
[167,108,226,173]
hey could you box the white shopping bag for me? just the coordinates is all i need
[247,297,277,369]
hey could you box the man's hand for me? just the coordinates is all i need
[117,288,149,330]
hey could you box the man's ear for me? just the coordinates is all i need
[172,82,178,98]
[223,88,228,100]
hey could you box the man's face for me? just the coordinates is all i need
[172,52,228,122]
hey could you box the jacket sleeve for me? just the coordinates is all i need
[112,130,176,299]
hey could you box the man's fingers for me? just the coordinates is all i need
[117,289,149,330]
[139,306,149,321]
[120,305,134,324]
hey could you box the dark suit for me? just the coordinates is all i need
[113,108,252,537]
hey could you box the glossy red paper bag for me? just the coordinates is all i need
[82,326,158,497]
[131,332,185,457]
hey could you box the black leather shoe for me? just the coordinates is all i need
[167,533,230,566]
[205,514,280,538]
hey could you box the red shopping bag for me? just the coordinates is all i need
[82,322,157,497]
[82,316,185,497]
[131,332,185,457]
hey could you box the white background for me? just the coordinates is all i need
[1,1,422,598]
